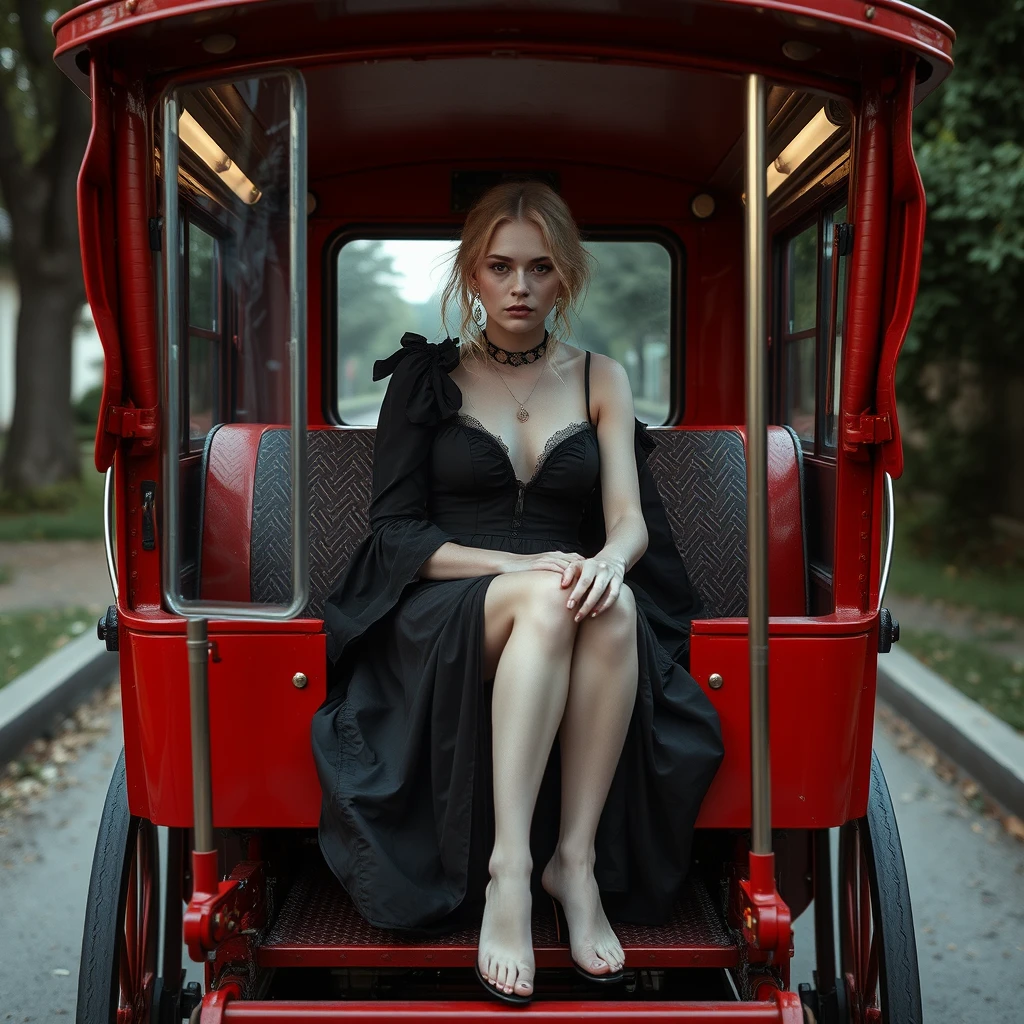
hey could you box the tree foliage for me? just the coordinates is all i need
[901,0,1024,555]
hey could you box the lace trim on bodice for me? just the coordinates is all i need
[456,414,593,486]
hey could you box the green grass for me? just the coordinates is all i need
[900,629,1024,731]
[0,564,10,585]
[0,446,104,542]
[888,520,1024,621]
[0,607,95,690]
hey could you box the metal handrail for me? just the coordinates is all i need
[744,73,771,857]
[103,466,119,601]
[879,471,895,605]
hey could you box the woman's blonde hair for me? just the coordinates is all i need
[440,180,590,358]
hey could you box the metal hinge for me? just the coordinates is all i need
[105,405,159,441]
[843,411,893,446]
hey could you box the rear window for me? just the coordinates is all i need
[332,237,676,426]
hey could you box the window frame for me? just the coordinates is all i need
[179,205,233,454]
[322,223,687,427]
[772,194,850,457]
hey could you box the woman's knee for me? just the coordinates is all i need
[511,571,579,642]
[577,586,637,649]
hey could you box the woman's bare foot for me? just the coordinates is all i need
[477,869,536,999]
[542,848,624,975]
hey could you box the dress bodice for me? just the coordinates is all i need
[429,414,600,551]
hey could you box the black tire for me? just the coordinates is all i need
[77,749,159,1024]
[837,750,922,1024]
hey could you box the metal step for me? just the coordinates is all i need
[259,863,738,970]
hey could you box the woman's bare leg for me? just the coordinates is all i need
[542,586,638,975]
[476,570,579,998]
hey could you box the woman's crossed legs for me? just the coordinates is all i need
[477,569,638,998]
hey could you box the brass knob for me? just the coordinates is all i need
[708,672,724,690]
[292,672,308,689]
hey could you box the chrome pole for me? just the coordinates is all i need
[187,618,214,853]
[879,472,895,605]
[744,73,771,856]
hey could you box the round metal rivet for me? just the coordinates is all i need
[691,193,716,219]
[202,33,236,54]
[864,5,876,19]
[708,672,724,690]
[292,672,308,689]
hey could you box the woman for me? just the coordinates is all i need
[313,181,723,1005]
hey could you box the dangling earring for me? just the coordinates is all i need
[472,293,486,329]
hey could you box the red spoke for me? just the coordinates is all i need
[865,928,880,1008]
[858,833,871,987]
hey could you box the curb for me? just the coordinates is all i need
[877,645,1024,819]
[0,631,117,765]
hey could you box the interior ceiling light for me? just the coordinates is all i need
[766,107,841,196]
[179,109,261,205]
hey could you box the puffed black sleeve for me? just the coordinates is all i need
[322,333,462,664]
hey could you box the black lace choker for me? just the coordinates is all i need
[484,330,548,367]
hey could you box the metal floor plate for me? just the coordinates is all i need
[259,862,737,969]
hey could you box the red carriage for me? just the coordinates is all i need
[53,0,954,1020]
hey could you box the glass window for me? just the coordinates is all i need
[188,225,219,332]
[825,206,849,449]
[578,241,672,426]
[333,237,674,426]
[781,221,819,444]
[188,333,216,443]
[787,225,818,335]
[784,336,816,443]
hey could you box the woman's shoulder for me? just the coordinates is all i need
[584,351,632,405]
[373,333,463,426]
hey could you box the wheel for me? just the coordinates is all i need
[837,751,922,1024]
[77,749,159,1024]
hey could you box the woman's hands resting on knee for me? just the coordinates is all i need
[561,555,627,622]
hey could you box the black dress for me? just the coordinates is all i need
[313,333,723,932]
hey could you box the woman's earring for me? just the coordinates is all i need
[472,293,485,328]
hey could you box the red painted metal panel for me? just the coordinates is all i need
[219,1000,798,1023]
[691,632,871,828]
[876,63,926,481]
[126,630,326,825]
[78,58,123,473]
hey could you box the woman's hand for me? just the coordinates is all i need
[502,550,586,576]
[563,555,627,622]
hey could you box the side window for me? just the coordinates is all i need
[183,219,225,450]
[332,236,676,426]
[777,202,849,453]
[781,223,818,444]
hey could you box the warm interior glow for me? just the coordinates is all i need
[179,109,261,205]
[766,107,841,196]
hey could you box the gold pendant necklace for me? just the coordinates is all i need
[491,359,547,422]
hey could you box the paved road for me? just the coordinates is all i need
[1,704,1022,1022]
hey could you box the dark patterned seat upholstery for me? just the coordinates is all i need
[200,425,808,620]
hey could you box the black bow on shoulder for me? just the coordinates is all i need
[372,333,463,426]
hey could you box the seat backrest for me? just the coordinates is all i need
[199,425,808,620]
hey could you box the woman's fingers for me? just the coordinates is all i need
[575,574,611,620]
[591,577,622,616]
[567,565,597,608]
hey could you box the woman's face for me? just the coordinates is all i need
[471,219,562,337]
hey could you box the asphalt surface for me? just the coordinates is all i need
[1,703,1022,1022]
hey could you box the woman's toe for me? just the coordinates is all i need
[515,964,534,995]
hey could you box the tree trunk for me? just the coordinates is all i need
[1,273,83,490]
[0,42,91,496]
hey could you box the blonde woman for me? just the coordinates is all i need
[314,182,723,1005]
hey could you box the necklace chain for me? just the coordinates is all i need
[483,330,549,421]
[490,359,547,422]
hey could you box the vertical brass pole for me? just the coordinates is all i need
[744,73,771,856]
[186,618,214,854]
